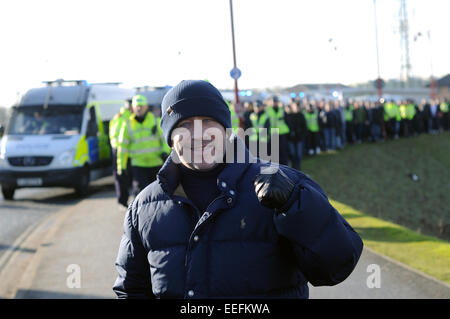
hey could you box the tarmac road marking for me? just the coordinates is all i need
[0,217,45,274]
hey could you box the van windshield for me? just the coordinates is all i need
[7,105,84,135]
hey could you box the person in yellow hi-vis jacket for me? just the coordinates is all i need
[440,99,449,131]
[117,95,170,197]
[266,96,290,165]
[227,101,241,135]
[110,100,133,209]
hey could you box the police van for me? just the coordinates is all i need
[0,79,134,200]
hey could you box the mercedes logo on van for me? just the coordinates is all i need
[23,156,36,166]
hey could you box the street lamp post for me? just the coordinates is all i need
[373,0,382,99]
[327,38,341,98]
[414,30,437,100]
[427,31,437,100]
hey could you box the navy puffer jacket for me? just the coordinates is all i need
[113,137,363,299]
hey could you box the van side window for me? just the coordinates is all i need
[86,107,98,137]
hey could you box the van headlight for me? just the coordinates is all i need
[57,149,75,167]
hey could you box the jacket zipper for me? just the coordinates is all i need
[184,194,226,266]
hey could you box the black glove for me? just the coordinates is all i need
[253,167,295,210]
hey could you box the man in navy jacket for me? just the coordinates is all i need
[113,80,363,299]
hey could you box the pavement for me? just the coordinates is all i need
[0,184,449,299]
[0,187,124,299]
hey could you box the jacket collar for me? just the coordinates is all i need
[130,111,154,122]
[157,134,255,197]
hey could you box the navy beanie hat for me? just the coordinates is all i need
[160,80,232,146]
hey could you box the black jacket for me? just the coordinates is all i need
[285,112,307,142]
[113,136,363,299]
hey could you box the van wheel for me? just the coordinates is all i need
[2,185,16,200]
[74,168,90,197]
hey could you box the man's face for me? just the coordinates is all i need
[133,104,148,117]
[254,103,264,113]
[171,116,226,171]
[290,102,298,113]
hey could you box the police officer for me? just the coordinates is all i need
[440,99,449,131]
[399,100,408,137]
[24,111,49,134]
[266,96,290,165]
[393,101,402,139]
[344,102,355,144]
[110,100,133,209]
[248,100,270,161]
[384,100,401,139]
[304,102,320,155]
[227,101,241,135]
[353,101,367,143]
[405,100,417,137]
[117,95,169,198]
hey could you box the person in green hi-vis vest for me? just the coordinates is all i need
[393,101,402,139]
[110,100,133,209]
[440,99,450,131]
[384,100,401,139]
[405,100,417,137]
[117,95,170,198]
[225,100,241,137]
[303,102,321,155]
[265,96,290,165]
[343,102,355,144]
[248,100,271,161]
[399,101,408,137]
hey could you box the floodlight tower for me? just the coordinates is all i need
[399,0,412,88]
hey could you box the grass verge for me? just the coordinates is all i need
[301,132,450,284]
[331,199,450,285]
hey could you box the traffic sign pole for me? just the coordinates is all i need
[229,0,239,104]
[377,78,382,99]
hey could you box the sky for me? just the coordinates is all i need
[0,0,449,107]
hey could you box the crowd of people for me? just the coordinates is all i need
[109,91,449,210]
[235,96,450,170]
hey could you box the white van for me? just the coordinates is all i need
[0,79,134,200]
